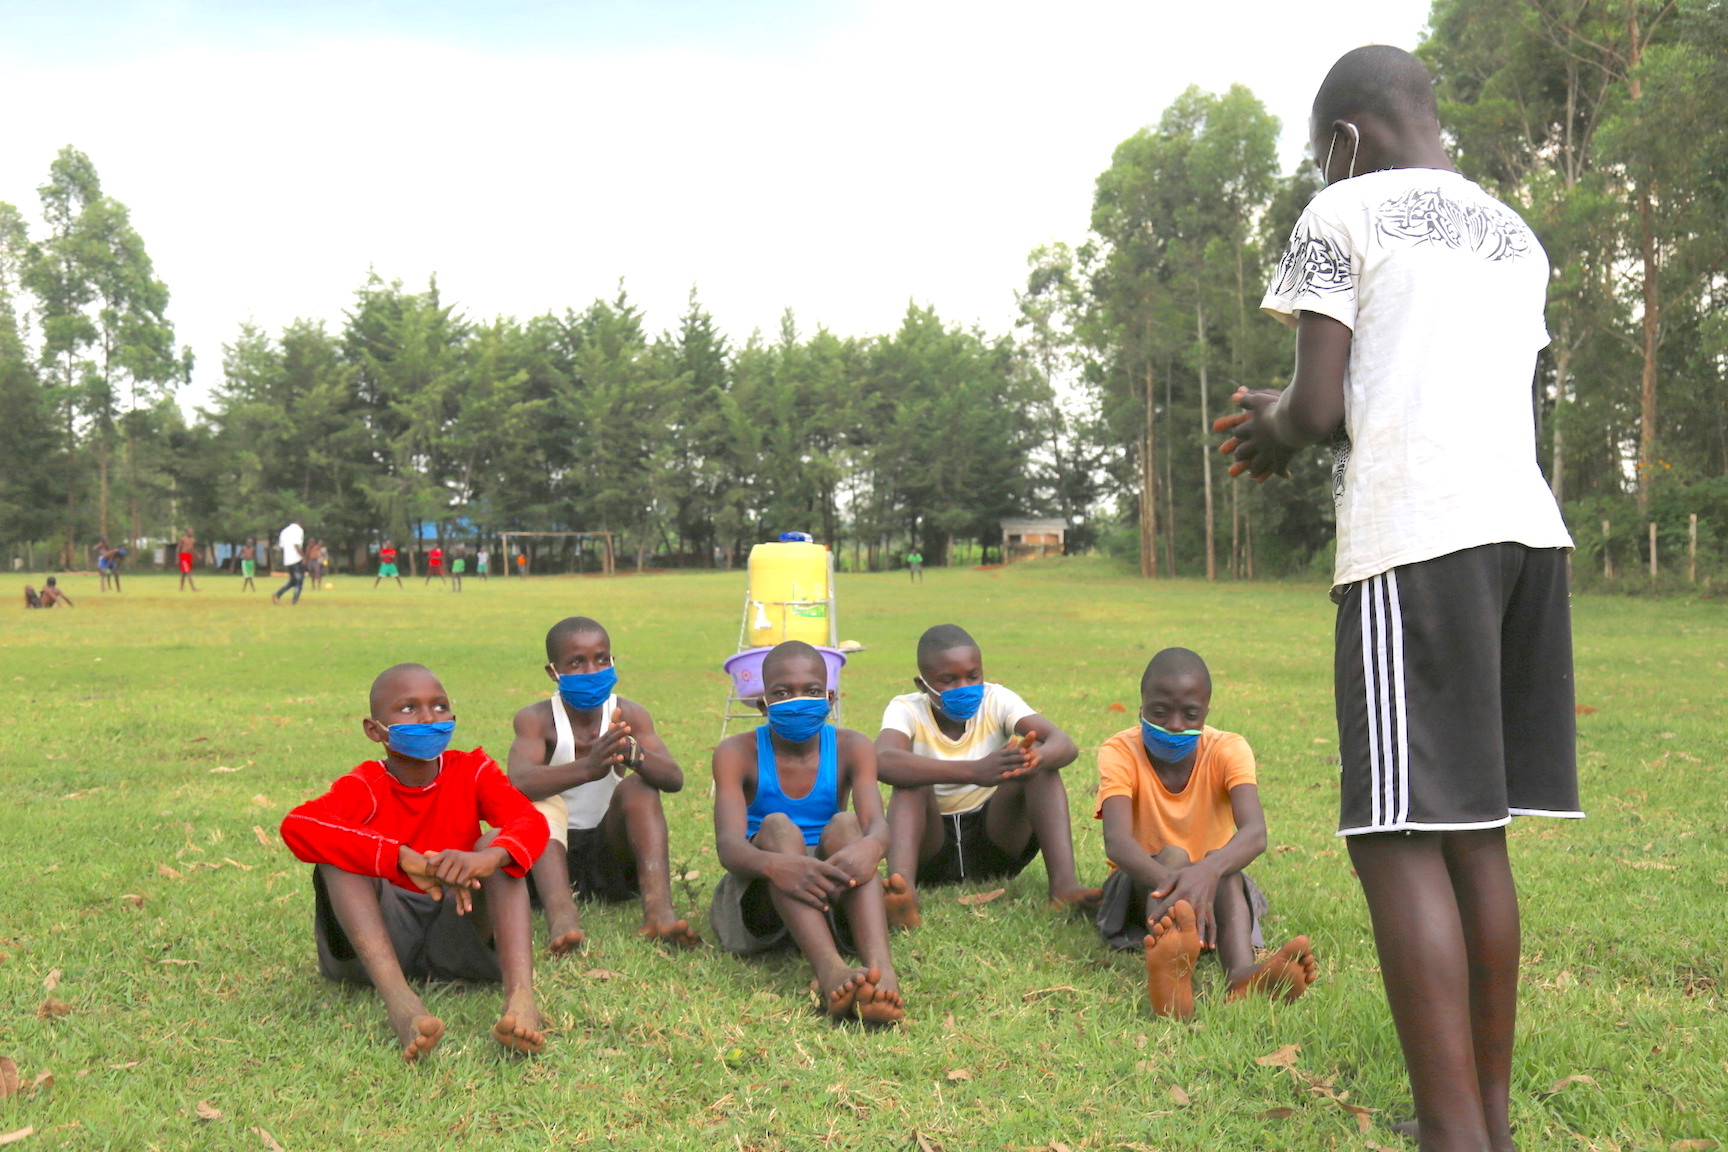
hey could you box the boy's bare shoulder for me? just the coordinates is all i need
[511,696,554,729]
[615,696,656,724]
[713,729,759,762]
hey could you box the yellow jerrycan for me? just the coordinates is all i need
[746,541,830,647]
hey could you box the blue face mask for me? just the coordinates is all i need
[928,681,985,723]
[1140,720,1200,763]
[766,696,830,743]
[557,665,618,711]
[387,720,456,761]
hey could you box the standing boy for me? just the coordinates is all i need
[1217,46,1580,1152]
[239,539,258,592]
[176,529,199,592]
[279,663,550,1060]
[450,543,466,592]
[1097,648,1316,1019]
[507,616,699,952]
[424,544,446,586]
[875,623,1098,929]
[476,546,490,581]
[374,540,403,589]
[711,640,903,1025]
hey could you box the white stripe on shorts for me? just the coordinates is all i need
[1361,572,1409,829]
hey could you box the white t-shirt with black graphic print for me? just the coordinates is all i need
[1262,167,1572,588]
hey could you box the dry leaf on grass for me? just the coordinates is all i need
[0,1058,18,1100]
[42,970,60,992]
[583,968,622,981]
[1049,1144,1075,1152]
[252,826,272,848]
[107,1061,141,1070]
[158,865,185,880]
[1670,1141,1719,1152]
[208,765,242,773]
[1544,1074,1601,1097]
[913,1134,943,1152]
[36,999,70,1019]
[250,795,271,807]
[27,1073,50,1094]
[957,888,1006,906]
[682,870,701,881]
[195,1101,223,1121]
[1106,702,1127,713]
[119,894,146,910]
[252,1127,285,1152]
[1625,860,1678,871]
[1285,1066,1342,1100]
[1576,705,1598,715]
[159,958,195,966]
[1255,1043,1301,1068]
[1168,1085,1191,1106]
[223,858,254,871]
[1021,986,1081,1003]
[0,1129,34,1147]
[1340,1103,1375,1133]
[1258,1107,1296,1120]
[945,1069,971,1082]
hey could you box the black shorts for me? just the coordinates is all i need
[311,867,501,984]
[919,798,1040,887]
[566,825,640,903]
[1333,543,1583,836]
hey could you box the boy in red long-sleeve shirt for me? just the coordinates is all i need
[280,662,550,1061]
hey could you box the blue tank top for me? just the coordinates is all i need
[745,724,839,846]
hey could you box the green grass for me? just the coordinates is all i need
[1,559,1724,1151]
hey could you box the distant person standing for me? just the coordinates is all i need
[516,551,528,579]
[476,546,490,582]
[906,549,923,583]
[239,539,258,592]
[97,539,121,592]
[374,540,404,589]
[307,539,327,590]
[273,517,306,606]
[177,529,200,592]
[450,543,466,593]
[424,543,447,587]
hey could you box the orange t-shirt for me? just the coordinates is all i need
[1093,725,1257,864]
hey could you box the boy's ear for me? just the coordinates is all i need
[361,717,389,745]
[827,690,839,707]
[544,662,559,685]
[753,698,768,716]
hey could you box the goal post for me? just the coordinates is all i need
[495,531,616,577]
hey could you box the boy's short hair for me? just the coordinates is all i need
[916,624,978,665]
[46,577,57,587]
[369,662,437,714]
[545,615,607,661]
[1313,44,1438,128]
[1140,647,1211,697]
[762,639,823,683]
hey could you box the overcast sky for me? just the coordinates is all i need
[0,0,1432,408]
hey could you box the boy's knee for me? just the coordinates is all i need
[820,811,862,848]
[1153,846,1192,869]
[755,812,805,851]
[617,774,666,816]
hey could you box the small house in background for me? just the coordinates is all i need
[999,517,1067,563]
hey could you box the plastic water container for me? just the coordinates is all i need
[746,541,830,647]
[724,645,847,700]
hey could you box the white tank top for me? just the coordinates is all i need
[553,694,622,831]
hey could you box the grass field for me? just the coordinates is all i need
[1,559,1724,1152]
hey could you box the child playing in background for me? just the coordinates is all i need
[37,577,73,608]
[1096,648,1315,1019]
[374,541,403,589]
[711,641,903,1025]
[450,543,466,592]
[875,623,1098,929]
[507,616,699,952]
[424,544,446,586]
[1217,45,1580,1151]
[176,529,198,592]
[280,662,550,1061]
[239,539,257,592]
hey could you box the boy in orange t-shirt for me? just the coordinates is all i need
[1095,648,1317,1019]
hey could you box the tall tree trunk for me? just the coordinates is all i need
[1197,301,1215,581]
[61,358,77,569]
[1163,364,1177,576]
[1628,0,1660,514]
[1139,363,1158,578]
[98,447,110,542]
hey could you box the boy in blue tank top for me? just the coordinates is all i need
[710,640,904,1025]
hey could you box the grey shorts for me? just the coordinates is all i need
[312,867,501,984]
[709,843,857,957]
[1094,866,1267,952]
[1334,543,1582,836]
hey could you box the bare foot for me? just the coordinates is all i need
[1143,899,1201,1020]
[492,998,545,1056]
[854,968,905,1028]
[817,965,872,1020]
[1389,1118,1512,1152]
[637,918,701,949]
[546,926,586,955]
[389,1012,444,1063]
[1226,936,1318,1004]
[882,874,921,930]
[1047,886,1104,913]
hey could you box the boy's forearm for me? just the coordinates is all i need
[875,747,972,788]
[716,836,786,881]
[1103,834,1172,893]
[508,757,608,799]
[633,748,684,793]
[1193,827,1266,882]
[1032,730,1079,772]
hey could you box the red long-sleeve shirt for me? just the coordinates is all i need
[280,747,548,891]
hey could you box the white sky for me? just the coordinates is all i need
[0,0,1431,409]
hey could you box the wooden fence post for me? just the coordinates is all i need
[1603,519,1613,579]
[1648,521,1658,580]
[1689,513,1698,583]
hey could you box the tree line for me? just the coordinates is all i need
[4,0,1724,582]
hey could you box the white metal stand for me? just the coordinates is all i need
[718,550,841,742]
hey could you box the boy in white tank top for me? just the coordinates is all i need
[507,616,699,952]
